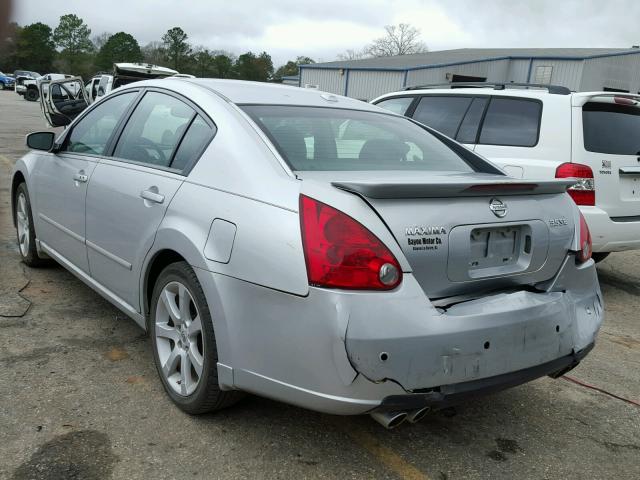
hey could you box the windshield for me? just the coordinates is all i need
[242,105,476,172]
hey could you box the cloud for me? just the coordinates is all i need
[11,0,640,66]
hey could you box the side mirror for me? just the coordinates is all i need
[26,131,55,151]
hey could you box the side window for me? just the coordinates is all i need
[113,91,195,168]
[456,97,488,144]
[171,116,215,171]
[97,76,109,96]
[412,96,473,137]
[479,98,541,147]
[375,97,414,115]
[64,92,137,155]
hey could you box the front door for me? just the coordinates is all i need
[33,90,140,272]
[32,152,97,273]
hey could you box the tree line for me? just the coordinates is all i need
[0,13,315,82]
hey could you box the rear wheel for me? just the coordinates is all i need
[25,88,39,101]
[592,252,610,263]
[14,183,46,267]
[149,261,243,414]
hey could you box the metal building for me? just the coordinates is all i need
[299,48,640,100]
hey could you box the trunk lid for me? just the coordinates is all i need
[573,93,640,219]
[301,171,578,298]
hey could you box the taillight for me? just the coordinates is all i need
[576,210,592,263]
[299,195,402,290]
[555,163,595,206]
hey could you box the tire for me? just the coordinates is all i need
[14,183,47,267]
[25,88,39,101]
[149,261,243,414]
[592,252,610,263]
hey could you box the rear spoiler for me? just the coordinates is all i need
[572,92,640,107]
[332,179,577,199]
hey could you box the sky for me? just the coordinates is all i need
[10,0,640,66]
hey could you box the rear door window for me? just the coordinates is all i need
[582,102,640,155]
[478,98,541,147]
[113,91,195,168]
[411,96,473,138]
[375,97,415,115]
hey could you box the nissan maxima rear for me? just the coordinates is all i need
[12,79,602,428]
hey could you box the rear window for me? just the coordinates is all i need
[242,105,476,172]
[479,98,541,147]
[411,96,473,138]
[583,102,640,155]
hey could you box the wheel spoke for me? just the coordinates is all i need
[160,289,181,324]
[188,345,204,377]
[178,284,191,323]
[187,315,201,337]
[162,346,180,377]
[155,323,179,342]
[180,350,189,395]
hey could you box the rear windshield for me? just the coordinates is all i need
[583,102,640,155]
[241,105,476,172]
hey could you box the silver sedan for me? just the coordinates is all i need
[11,79,603,428]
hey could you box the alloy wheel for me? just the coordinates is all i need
[154,281,204,396]
[16,192,30,257]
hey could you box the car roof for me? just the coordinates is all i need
[176,78,382,111]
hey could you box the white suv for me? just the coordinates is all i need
[373,83,640,261]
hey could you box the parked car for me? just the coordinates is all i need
[13,70,40,98]
[12,80,602,429]
[373,83,640,262]
[0,71,15,90]
[18,73,77,102]
[85,63,178,105]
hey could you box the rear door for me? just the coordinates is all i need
[574,95,640,219]
[85,89,215,311]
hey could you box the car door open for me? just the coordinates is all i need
[39,76,89,127]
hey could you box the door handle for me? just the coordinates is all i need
[73,173,88,183]
[140,189,165,204]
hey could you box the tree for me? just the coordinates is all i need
[162,27,191,71]
[0,22,21,72]
[367,23,427,57]
[273,56,315,81]
[235,51,273,81]
[337,48,369,61]
[142,41,166,65]
[212,53,234,78]
[95,32,142,71]
[92,32,112,51]
[14,22,56,73]
[53,14,94,75]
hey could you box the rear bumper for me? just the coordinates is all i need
[202,254,602,416]
[581,205,640,252]
[374,343,593,413]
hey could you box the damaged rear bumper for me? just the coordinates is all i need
[373,343,594,413]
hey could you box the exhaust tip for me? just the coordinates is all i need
[370,411,408,429]
[407,406,431,424]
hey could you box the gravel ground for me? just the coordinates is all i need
[0,91,638,480]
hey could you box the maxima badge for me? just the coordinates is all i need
[489,198,507,218]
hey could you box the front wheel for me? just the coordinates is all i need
[25,88,39,101]
[149,261,243,414]
[14,183,46,267]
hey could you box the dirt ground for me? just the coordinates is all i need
[0,91,639,480]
